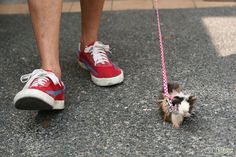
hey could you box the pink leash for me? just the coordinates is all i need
[154,0,173,112]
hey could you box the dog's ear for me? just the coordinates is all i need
[187,96,197,105]
[188,96,197,113]
[168,83,182,93]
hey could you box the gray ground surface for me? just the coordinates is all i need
[0,8,236,157]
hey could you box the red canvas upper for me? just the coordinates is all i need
[28,77,65,101]
[20,69,65,101]
[77,41,122,78]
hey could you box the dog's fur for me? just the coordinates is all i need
[158,83,197,128]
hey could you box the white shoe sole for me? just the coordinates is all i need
[14,89,64,110]
[78,60,124,86]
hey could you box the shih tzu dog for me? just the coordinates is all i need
[158,83,197,128]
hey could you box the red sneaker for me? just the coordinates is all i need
[14,69,65,110]
[77,41,124,86]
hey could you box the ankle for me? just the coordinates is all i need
[80,36,97,51]
[41,66,61,78]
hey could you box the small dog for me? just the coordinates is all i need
[158,83,197,128]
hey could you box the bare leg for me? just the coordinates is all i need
[28,0,63,78]
[80,0,105,50]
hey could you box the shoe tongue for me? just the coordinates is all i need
[32,76,50,87]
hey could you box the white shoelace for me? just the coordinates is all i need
[84,41,111,65]
[20,69,61,89]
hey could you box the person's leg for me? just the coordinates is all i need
[78,0,124,86]
[28,0,63,78]
[80,0,105,50]
[13,0,65,110]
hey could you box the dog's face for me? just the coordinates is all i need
[172,93,197,117]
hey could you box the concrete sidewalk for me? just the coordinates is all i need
[0,5,236,157]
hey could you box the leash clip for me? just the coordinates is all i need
[166,97,173,112]
[165,96,178,113]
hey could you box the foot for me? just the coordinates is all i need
[77,41,124,86]
[14,69,65,110]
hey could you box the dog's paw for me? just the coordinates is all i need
[184,113,191,117]
[173,123,180,129]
